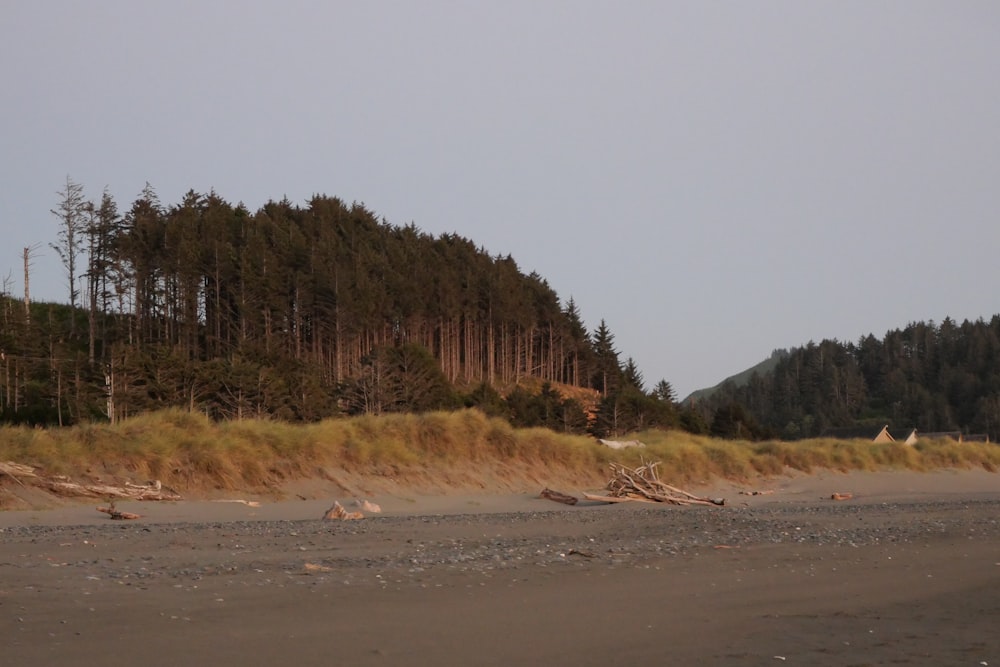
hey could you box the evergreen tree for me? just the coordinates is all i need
[83,189,122,363]
[622,357,644,391]
[590,320,622,396]
[653,379,677,404]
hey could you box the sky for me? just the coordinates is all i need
[2,2,998,400]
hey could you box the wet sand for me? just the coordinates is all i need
[2,469,998,666]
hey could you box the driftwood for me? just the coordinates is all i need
[44,479,180,501]
[303,562,334,573]
[96,501,142,520]
[323,500,364,520]
[1,461,180,501]
[583,492,639,503]
[211,499,262,507]
[567,548,597,558]
[831,492,853,501]
[596,460,725,506]
[540,488,578,505]
[597,439,646,450]
[354,499,382,513]
[0,461,37,485]
[320,499,381,519]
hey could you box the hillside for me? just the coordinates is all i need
[695,317,1000,442]
[2,186,687,442]
[683,349,790,404]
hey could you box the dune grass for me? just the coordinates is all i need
[626,429,1000,482]
[1,408,997,496]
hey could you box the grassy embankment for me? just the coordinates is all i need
[1,408,998,499]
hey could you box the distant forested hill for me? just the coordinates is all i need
[0,183,679,436]
[682,349,789,404]
[693,317,1000,442]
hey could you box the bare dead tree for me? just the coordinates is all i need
[50,176,87,327]
[23,244,40,325]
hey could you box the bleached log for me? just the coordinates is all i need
[0,461,38,485]
[2,461,180,501]
[598,439,646,450]
[43,480,180,501]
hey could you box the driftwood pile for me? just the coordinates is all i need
[586,460,725,506]
[0,460,181,501]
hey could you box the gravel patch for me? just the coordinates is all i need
[3,498,998,590]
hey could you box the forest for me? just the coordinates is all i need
[3,179,998,444]
[0,180,680,436]
[695,318,1000,442]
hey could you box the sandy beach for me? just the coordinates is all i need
[2,469,998,666]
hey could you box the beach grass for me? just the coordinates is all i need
[1,408,998,494]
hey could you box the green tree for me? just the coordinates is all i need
[590,320,622,396]
[83,189,122,363]
[653,379,676,403]
[622,357,644,391]
[710,402,764,440]
[341,343,455,415]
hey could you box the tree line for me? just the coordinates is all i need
[695,317,1000,442]
[1,179,687,436]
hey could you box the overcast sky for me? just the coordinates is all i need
[2,2,998,399]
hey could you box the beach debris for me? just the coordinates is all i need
[323,500,364,520]
[585,460,726,506]
[0,461,36,485]
[50,478,179,501]
[831,492,854,501]
[567,548,596,558]
[0,461,181,501]
[598,439,646,450]
[739,489,775,496]
[303,562,334,573]
[540,488,579,505]
[96,500,142,520]
[211,499,262,507]
[354,498,382,513]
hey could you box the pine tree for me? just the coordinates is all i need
[590,319,622,396]
[82,189,122,364]
[653,379,676,404]
[622,357,644,391]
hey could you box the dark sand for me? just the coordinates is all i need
[2,470,998,666]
